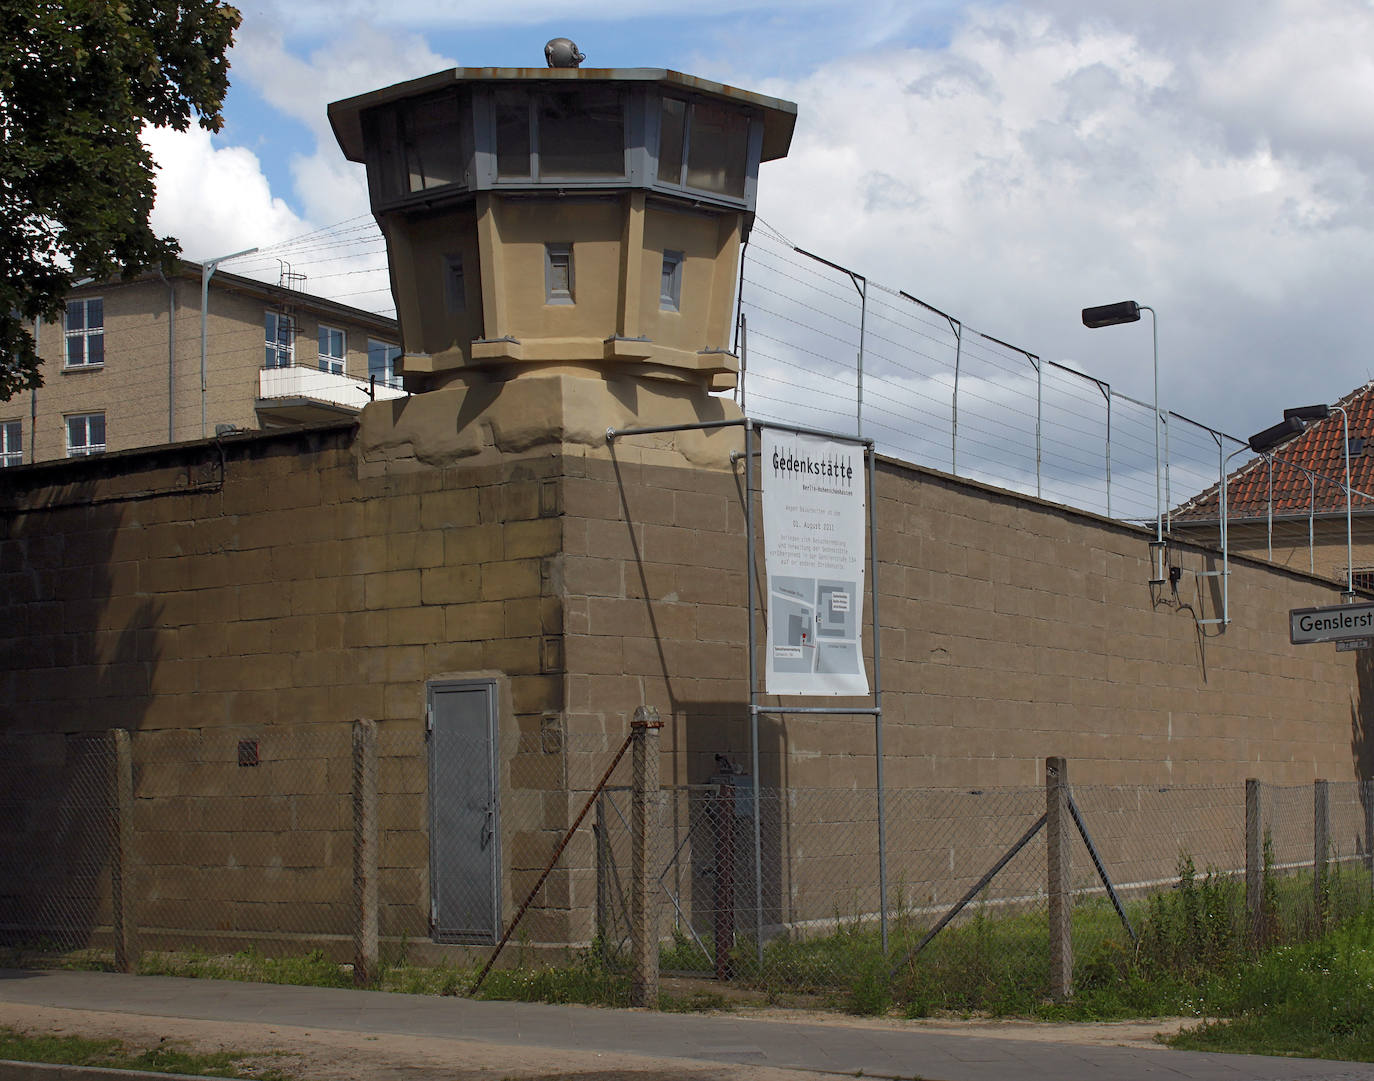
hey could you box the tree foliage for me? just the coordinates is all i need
[0,0,241,401]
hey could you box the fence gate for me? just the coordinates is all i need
[427,679,500,943]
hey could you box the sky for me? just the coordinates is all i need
[144,0,1374,505]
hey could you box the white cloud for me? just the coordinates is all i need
[143,126,307,262]
[736,2,1374,440]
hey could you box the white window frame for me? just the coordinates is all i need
[368,339,402,389]
[265,311,294,369]
[318,324,345,374]
[0,420,21,467]
[545,243,574,305]
[66,412,105,457]
[64,297,104,368]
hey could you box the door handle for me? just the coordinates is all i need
[481,806,494,849]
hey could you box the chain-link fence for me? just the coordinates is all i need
[3,729,1372,1005]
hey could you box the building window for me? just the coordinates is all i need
[545,243,574,305]
[444,254,466,314]
[656,96,749,199]
[368,339,402,389]
[660,250,684,311]
[1347,567,1374,593]
[64,298,104,368]
[0,420,21,467]
[66,413,105,457]
[318,325,345,374]
[494,87,625,181]
[265,311,294,369]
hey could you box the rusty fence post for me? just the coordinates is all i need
[1046,756,1071,1001]
[352,719,379,986]
[108,728,138,974]
[630,706,663,1008]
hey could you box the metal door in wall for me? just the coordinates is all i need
[428,679,500,943]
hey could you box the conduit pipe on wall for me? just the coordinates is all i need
[157,267,175,443]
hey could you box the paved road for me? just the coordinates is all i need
[2,969,1372,1081]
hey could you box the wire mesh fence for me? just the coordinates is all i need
[4,727,1373,1005]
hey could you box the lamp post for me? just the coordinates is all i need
[1083,300,1161,581]
[201,247,259,438]
[1280,404,1354,599]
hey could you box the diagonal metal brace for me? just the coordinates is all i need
[1067,794,1137,945]
[889,813,1047,979]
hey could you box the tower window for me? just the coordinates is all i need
[445,254,467,314]
[545,243,574,305]
[660,251,683,311]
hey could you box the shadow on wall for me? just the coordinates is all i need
[1351,649,1374,866]
[0,458,175,951]
[1352,648,1374,783]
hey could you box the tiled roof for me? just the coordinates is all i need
[1174,381,1374,522]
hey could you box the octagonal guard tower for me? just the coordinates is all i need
[328,60,795,953]
[329,61,795,450]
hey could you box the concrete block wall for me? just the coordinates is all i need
[4,414,1373,952]
[0,422,573,952]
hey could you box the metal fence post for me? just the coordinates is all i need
[352,718,379,986]
[630,706,663,1008]
[713,779,735,981]
[595,792,608,948]
[1314,778,1329,931]
[1046,756,1071,1000]
[1245,778,1262,944]
[108,728,138,974]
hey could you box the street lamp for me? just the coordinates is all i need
[201,247,259,438]
[1083,300,1162,582]
[1279,404,1354,600]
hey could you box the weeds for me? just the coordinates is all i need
[0,1026,291,1079]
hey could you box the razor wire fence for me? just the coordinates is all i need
[740,221,1369,585]
[4,728,1374,1006]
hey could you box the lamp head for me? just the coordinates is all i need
[1082,300,1141,329]
[1283,404,1332,422]
[1248,416,1307,453]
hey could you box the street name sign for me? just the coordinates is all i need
[1290,602,1374,645]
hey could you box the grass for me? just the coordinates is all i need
[9,854,1374,1060]
[0,1026,293,1078]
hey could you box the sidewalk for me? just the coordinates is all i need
[2,969,1372,1081]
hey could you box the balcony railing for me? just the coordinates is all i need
[258,363,407,413]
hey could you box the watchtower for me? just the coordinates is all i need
[329,56,795,432]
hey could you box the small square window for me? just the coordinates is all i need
[660,250,684,311]
[444,254,466,314]
[318,325,345,374]
[545,243,574,305]
[66,412,105,457]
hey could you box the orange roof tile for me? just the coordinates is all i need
[1174,382,1374,522]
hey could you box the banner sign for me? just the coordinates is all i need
[761,429,868,696]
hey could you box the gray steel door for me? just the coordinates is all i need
[428,679,500,943]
